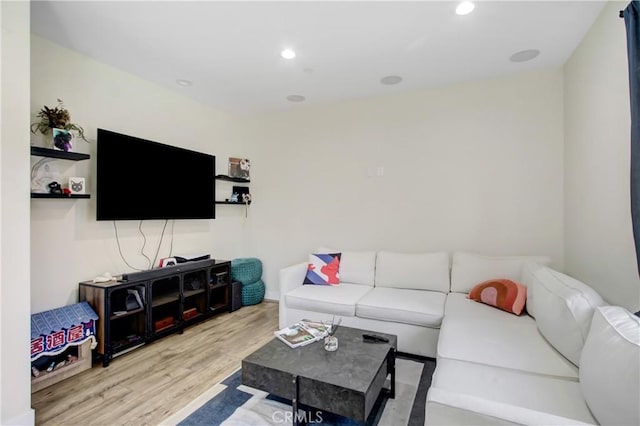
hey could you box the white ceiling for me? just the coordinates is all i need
[31,1,607,116]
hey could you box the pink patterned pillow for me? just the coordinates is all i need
[468,279,527,315]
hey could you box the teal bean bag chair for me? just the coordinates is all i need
[242,279,265,306]
[231,258,262,285]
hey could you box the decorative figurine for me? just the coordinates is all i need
[48,181,63,195]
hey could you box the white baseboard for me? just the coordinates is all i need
[264,291,279,302]
[4,408,35,426]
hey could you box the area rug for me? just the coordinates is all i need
[161,356,435,426]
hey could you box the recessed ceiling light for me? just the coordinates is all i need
[281,49,296,59]
[509,49,540,63]
[176,79,192,86]
[286,95,306,102]
[380,75,403,85]
[456,1,475,15]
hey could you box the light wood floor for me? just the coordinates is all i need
[32,301,279,426]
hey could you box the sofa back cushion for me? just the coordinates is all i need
[521,261,546,318]
[530,266,606,366]
[318,248,376,286]
[375,251,450,292]
[580,306,640,426]
[450,252,551,294]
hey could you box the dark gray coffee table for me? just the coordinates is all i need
[242,326,397,425]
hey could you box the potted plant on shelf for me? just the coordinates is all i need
[31,99,89,152]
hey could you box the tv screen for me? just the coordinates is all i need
[96,129,215,221]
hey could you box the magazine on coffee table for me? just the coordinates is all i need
[274,319,330,348]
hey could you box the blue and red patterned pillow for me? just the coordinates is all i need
[303,253,342,285]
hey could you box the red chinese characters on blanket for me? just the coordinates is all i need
[30,320,95,359]
[31,337,45,356]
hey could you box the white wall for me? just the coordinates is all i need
[30,36,253,313]
[242,69,565,299]
[564,1,640,311]
[1,2,35,424]
[35,5,636,315]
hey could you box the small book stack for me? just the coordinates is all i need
[274,320,330,348]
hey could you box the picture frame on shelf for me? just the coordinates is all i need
[228,157,250,180]
[69,177,85,194]
[53,128,73,152]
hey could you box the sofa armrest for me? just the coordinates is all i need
[426,388,595,426]
[278,262,307,328]
[279,262,307,297]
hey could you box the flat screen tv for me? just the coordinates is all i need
[96,129,215,221]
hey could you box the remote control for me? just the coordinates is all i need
[362,333,389,343]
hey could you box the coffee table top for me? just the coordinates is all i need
[242,325,397,393]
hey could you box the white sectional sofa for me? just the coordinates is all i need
[279,250,640,425]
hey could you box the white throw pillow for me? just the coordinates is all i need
[375,251,450,292]
[580,306,640,426]
[317,247,376,286]
[450,252,550,294]
[530,267,605,366]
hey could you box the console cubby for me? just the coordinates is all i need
[150,277,180,335]
[79,259,231,367]
[209,265,230,314]
[182,270,207,323]
[151,276,180,306]
[110,312,146,352]
[150,302,180,334]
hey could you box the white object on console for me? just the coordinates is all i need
[93,272,114,283]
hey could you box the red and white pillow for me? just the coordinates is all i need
[303,253,341,286]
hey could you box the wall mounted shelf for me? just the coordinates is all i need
[31,193,91,199]
[215,174,250,183]
[30,147,91,199]
[31,147,90,161]
[215,201,251,205]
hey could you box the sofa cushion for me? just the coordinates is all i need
[429,358,596,424]
[450,252,550,294]
[318,248,376,286]
[285,283,372,317]
[375,251,450,292]
[530,267,605,366]
[438,293,578,379]
[355,287,445,328]
[468,279,527,315]
[426,388,597,426]
[303,253,341,286]
[580,306,640,426]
